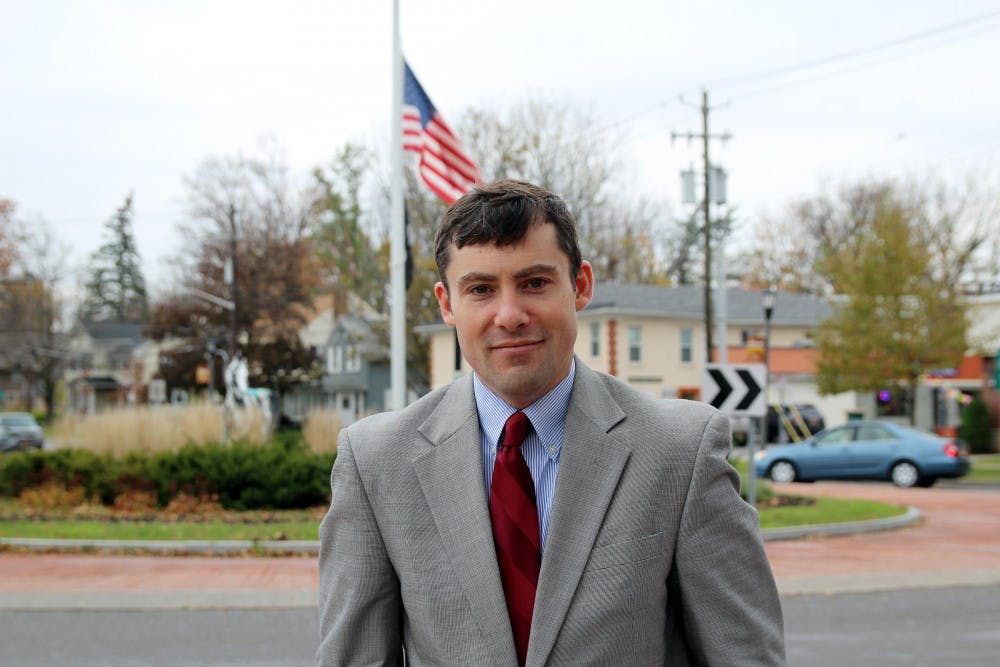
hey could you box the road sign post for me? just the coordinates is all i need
[702,363,767,507]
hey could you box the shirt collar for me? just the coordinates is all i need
[473,358,576,460]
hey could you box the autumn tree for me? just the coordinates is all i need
[149,145,320,401]
[81,193,148,322]
[0,211,71,421]
[812,183,968,423]
[0,199,21,276]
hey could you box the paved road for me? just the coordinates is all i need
[782,583,1000,666]
[3,585,998,666]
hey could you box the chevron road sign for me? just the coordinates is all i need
[702,364,767,417]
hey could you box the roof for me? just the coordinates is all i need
[582,284,832,326]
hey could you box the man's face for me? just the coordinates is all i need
[434,222,593,409]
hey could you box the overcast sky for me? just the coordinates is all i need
[3,1,998,293]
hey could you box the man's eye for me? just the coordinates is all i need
[470,285,492,296]
[526,278,549,289]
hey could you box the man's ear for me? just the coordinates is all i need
[434,282,456,326]
[574,261,594,312]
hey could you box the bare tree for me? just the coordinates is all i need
[150,142,320,400]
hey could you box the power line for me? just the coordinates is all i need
[710,8,1000,90]
[723,21,999,102]
[591,9,1000,139]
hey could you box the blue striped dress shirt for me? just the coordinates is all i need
[474,359,575,553]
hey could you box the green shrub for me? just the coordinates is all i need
[0,436,336,510]
[959,396,993,454]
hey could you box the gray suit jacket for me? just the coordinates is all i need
[317,361,785,666]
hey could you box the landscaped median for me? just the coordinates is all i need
[0,452,917,555]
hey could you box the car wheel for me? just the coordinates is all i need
[890,461,920,488]
[769,460,797,484]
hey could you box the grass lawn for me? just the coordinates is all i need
[0,498,903,541]
[0,518,320,541]
[758,496,906,529]
[0,497,323,542]
[965,454,1000,484]
[0,491,907,542]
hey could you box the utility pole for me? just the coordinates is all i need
[673,90,731,364]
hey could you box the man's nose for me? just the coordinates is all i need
[493,291,529,330]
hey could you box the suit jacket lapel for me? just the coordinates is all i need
[414,376,517,666]
[529,363,629,665]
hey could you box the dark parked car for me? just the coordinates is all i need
[753,419,969,488]
[766,403,825,443]
[0,412,44,453]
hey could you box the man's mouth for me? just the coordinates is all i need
[491,339,541,351]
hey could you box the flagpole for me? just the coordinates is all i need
[390,0,406,411]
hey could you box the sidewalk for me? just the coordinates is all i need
[1,482,997,609]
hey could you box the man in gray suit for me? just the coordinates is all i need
[317,180,785,666]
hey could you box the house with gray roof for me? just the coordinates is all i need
[64,319,155,413]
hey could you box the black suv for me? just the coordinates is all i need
[765,404,825,443]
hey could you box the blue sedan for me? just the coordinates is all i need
[753,420,970,488]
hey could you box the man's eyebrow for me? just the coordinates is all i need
[512,264,560,280]
[455,271,496,288]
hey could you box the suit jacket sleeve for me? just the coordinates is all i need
[672,411,786,666]
[316,428,404,667]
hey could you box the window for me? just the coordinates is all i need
[876,388,909,417]
[590,322,600,357]
[816,426,854,444]
[346,345,361,372]
[628,326,641,363]
[331,346,343,373]
[856,424,894,441]
[680,327,693,363]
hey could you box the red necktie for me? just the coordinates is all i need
[489,411,540,667]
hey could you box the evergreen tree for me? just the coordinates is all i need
[959,396,993,454]
[82,193,148,321]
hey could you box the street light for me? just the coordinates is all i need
[748,287,777,508]
[761,287,778,443]
[761,287,776,372]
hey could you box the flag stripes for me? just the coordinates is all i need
[402,61,479,204]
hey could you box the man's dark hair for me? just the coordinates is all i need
[434,179,582,289]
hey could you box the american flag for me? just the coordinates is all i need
[403,61,479,204]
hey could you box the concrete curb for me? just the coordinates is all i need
[1,507,923,554]
[0,589,317,610]
[761,506,922,542]
[0,537,319,554]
